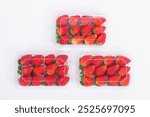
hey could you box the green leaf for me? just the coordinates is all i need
[42,82,47,86]
[80,73,85,78]
[80,81,84,86]
[18,65,22,71]
[18,59,21,65]
[17,70,22,75]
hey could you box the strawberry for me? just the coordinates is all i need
[108,75,121,86]
[80,55,93,67]
[80,16,93,26]
[33,65,45,75]
[85,34,97,45]
[57,65,69,77]
[118,66,130,77]
[96,33,106,45]
[32,76,44,86]
[81,77,95,86]
[104,56,115,66]
[93,17,106,26]
[19,54,32,66]
[58,35,70,44]
[116,56,131,66]
[18,76,32,86]
[46,63,57,75]
[93,26,106,35]
[107,64,120,76]
[95,65,107,76]
[56,55,68,65]
[70,26,81,35]
[57,26,69,36]
[81,25,93,36]
[32,55,44,66]
[71,36,85,44]
[57,76,70,86]
[119,74,130,86]
[69,15,80,26]
[83,65,95,77]
[95,76,108,86]
[56,15,69,26]
[92,56,103,67]
[45,76,58,86]
[45,54,55,65]
[21,66,33,76]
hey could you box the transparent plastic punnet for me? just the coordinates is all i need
[17,54,70,86]
[79,55,131,86]
[56,14,106,45]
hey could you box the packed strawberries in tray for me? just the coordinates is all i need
[56,15,106,45]
[17,54,70,86]
[80,55,131,86]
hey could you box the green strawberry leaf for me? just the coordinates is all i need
[80,73,85,78]
[17,70,22,75]
[80,81,84,86]
[18,59,21,65]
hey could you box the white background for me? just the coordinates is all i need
[0,0,150,100]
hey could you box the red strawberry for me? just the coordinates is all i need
[83,65,95,77]
[45,54,55,65]
[21,66,33,76]
[104,56,115,66]
[33,65,45,75]
[108,75,121,86]
[80,16,93,26]
[93,17,106,26]
[70,26,81,35]
[45,76,58,86]
[93,26,106,35]
[32,76,44,86]
[116,56,131,66]
[56,15,69,26]
[57,65,69,77]
[80,55,93,67]
[57,26,69,36]
[18,76,32,86]
[96,33,106,45]
[56,55,68,65]
[20,54,32,66]
[69,15,80,26]
[85,34,97,45]
[92,56,103,67]
[32,55,44,66]
[81,25,93,36]
[119,74,130,86]
[58,35,70,44]
[71,36,85,44]
[57,76,70,86]
[118,66,130,76]
[95,76,108,86]
[81,77,94,86]
[107,64,120,76]
[46,63,57,75]
[95,65,107,76]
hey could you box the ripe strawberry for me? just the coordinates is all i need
[32,76,44,86]
[19,54,32,66]
[57,65,69,77]
[104,56,115,66]
[83,65,95,77]
[56,15,69,26]
[46,63,57,75]
[108,75,121,86]
[85,34,97,45]
[96,33,106,45]
[33,65,45,75]
[93,26,106,35]
[81,25,93,36]
[70,26,81,35]
[92,56,103,67]
[81,77,95,86]
[45,54,55,65]
[18,76,32,86]
[119,74,130,86]
[95,76,108,86]
[21,66,33,76]
[107,64,119,76]
[45,76,58,86]
[58,35,70,44]
[56,55,68,65]
[118,66,130,77]
[116,56,131,66]
[80,16,93,26]
[80,55,93,67]
[71,36,85,44]
[69,15,80,26]
[95,65,107,76]
[93,17,106,26]
[57,26,69,36]
[57,76,70,86]
[32,55,44,66]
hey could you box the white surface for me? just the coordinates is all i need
[0,0,150,100]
